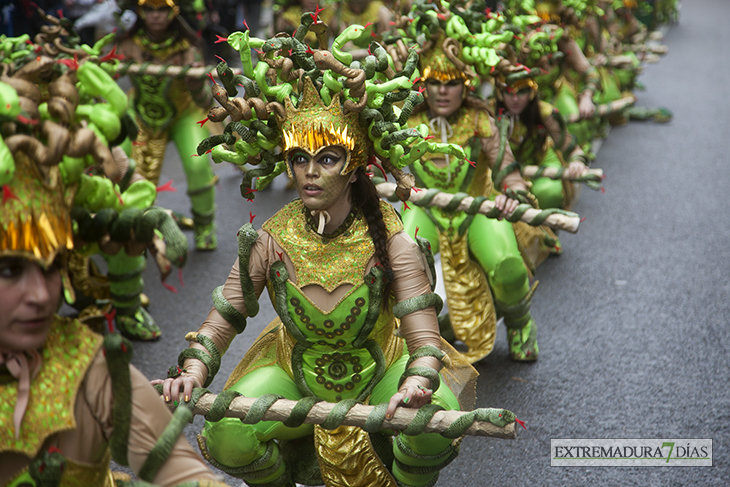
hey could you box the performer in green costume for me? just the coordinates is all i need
[0,93,228,486]
[396,18,542,363]
[491,66,588,211]
[116,0,218,251]
[502,0,602,148]
[160,19,480,487]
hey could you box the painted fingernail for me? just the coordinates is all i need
[184,395,189,402]
[403,397,409,404]
[165,396,169,402]
[173,400,178,407]
[386,414,392,420]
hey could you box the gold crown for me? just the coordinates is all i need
[503,77,539,93]
[278,77,369,175]
[138,0,179,15]
[419,32,471,84]
[535,0,562,22]
[0,153,73,267]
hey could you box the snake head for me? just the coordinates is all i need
[262,36,288,54]
[478,408,516,428]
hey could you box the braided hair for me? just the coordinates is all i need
[350,167,394,295]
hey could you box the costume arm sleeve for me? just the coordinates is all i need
[388,232,442,387]
[481,117,528,191]
[182,232,271,387]
[562,37,600,95]
[545,114,586,162]
[84,355,218,486]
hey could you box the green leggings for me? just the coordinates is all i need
[401,207,529,305]
[529,147,566,210]
[202,354,459,485]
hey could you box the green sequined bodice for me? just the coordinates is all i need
[264,200,404,402]
[129,32,193,132]
[284,283,391,402]
[407,107,496,235]
[407,108,493,195]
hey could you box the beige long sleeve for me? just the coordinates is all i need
[0,351,219,486]
[480,115,528,191]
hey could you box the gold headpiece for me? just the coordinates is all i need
[1,153,74,298]
[278,77,369,175]
[494,72,539,101]
[534,0,562,23]
[419,32,472,84]
[138,0,179,16]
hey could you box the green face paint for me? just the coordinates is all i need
[290,145,354,214]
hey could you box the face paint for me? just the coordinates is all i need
[0,257,60,352]
[425,79,465,118]
[290,145,354,213]
[502,88,532,116]
[141,6,175,33]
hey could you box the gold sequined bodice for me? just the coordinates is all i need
[262,199,403,292]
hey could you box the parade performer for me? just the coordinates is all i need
[0,92,228,487]
[116,0,219,251]
[387,2,545,363]
[502,0,602,148]
[11,8,189,341]
[159,19,482,487]
[492,64,589,211]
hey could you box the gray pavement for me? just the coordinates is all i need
[98,1,729,484]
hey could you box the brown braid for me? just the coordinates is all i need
[350,167,394,291]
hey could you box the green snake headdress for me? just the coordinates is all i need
[197,12,466,200]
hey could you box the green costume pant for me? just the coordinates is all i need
[169,113,216,227]
[125,110,217,235]
[529,147,566,211]
[202,354,459,486]
[553,84,594,148]
[401,208,529,306]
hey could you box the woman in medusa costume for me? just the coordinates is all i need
[491,62,590,212]
[115,0,219,251]
[385,2,549,364]
[0,9,190,341]
[159,16,490,487]
[500,0,602,149]
[0,44,227,486]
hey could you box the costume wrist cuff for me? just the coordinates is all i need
[504,188,539,208]
[393,292,443,319]
[176,332,221,388]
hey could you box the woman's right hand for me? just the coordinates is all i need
[150,375,201,404]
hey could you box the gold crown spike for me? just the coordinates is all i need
[0,153,73,268]
[419,32,471,84]
[138,0,180,16]
[277,77,369,175]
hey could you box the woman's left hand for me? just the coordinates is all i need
[385,382,433,420]
[566,161,588,178]
[494,194,520,220]
[579,92,596,119]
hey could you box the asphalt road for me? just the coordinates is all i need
[97,1,729,484]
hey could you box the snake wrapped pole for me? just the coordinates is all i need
[521,165,603,183]
[565,95,637,123]
[169,392,516,439]
[376,182,581,233]
[106,62,241,80]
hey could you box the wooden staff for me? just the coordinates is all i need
[170,392,517,439]
[521,165,603,181]
[376,182,581,233]
[565,95,636,123]
[107,62,241,80]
